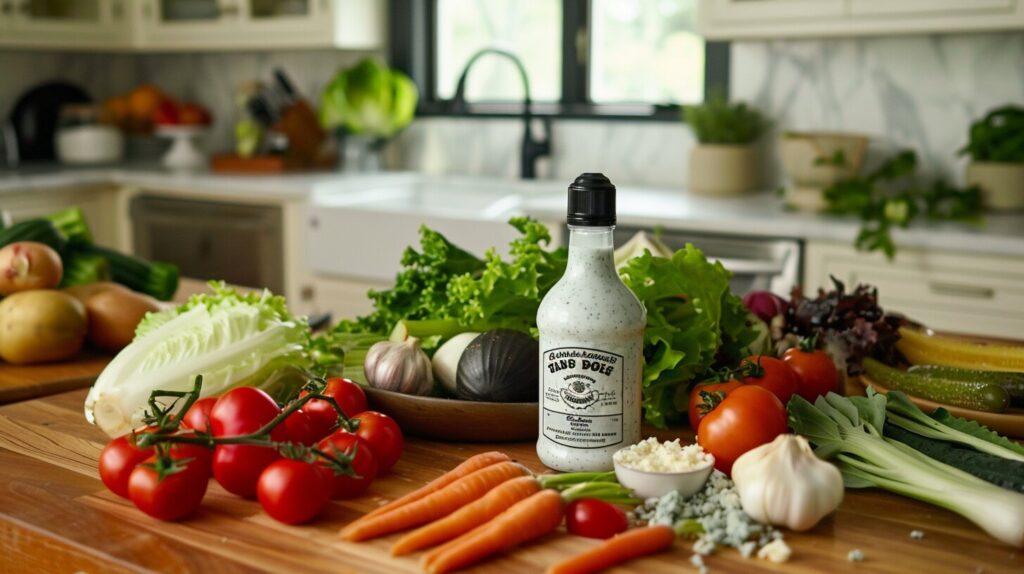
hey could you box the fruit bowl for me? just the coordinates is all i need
[155,126,207,170]
[364,387,538,442]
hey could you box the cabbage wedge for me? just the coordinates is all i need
[85,283,312,437]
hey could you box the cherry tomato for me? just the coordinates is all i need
[302,378,368,441]
[741,355,800,404]
[697,385,788,476]
[349,411,403,473]
[316,432,378,499]
[209,387,288,441]
[99,433,154,498]
[169,435,213,474]
[783,345,840,402]
[282,408,318,446]
[566,498,629,539]
[257,459,331,525]
[128,453,210,521]
[687,380,743,431]
[181,397,218,433]
[212,444,281,499]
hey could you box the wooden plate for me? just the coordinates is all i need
[364,387,538,442]
[858,375,1024,438]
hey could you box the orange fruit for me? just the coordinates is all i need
[128,84,166,123]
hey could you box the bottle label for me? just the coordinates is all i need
[541,346,624,449]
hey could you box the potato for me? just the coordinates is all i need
[0,290,87,364]
[86,288,161,353]
[63,281,130,306]
[0,241,63,295]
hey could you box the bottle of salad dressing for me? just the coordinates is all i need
[536,173,645,472]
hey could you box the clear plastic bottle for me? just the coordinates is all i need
[536,173,646,472]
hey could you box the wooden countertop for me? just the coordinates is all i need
[0,353,110,405]
[1,389,1021,573]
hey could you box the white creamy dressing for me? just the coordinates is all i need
[536,225,645,472]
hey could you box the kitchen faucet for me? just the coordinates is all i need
[449,48,552,179]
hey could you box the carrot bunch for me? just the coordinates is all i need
[338,451,640,573]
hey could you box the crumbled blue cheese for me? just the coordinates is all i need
[757,539,792,563]
[634,470,783,559]
[910,530,925,540]
[848,549,865,562]
[614,438,713,472]
[689,553,708,574]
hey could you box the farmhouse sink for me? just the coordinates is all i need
[307,173,561,282]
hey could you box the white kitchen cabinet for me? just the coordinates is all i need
[0,0,133,50]
[1,186,122,248]
[698,0,1024,39]
[305,276,386,323]
[133,0,383,51]
[804,240,1024,340]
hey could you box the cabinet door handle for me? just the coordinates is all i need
[928,282,995,299]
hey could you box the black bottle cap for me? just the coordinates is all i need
[567,172,616,226]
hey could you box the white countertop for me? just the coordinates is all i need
[0,163,347,201]
[2,165,1023,257]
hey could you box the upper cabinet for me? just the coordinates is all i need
[0,0,383,51]
[698,0,1024,39]
[133,0,382,51]
[0,0,133,49]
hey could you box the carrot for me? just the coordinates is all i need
[359,451,510,522]
[390,475,541,556]
[422,489,564,574]
[340,461,527,542]
[545,525,677,574]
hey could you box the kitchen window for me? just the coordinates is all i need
[390,0,729,120]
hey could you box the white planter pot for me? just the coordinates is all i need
[966,161,1024,210]
[688,144,760,196]
[779,131,868,187]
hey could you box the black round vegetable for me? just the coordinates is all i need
[456,329,539,403]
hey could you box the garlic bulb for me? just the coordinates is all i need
[731,434,843,532]
[364,337,433,396]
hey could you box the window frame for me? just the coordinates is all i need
[388,0,730,122]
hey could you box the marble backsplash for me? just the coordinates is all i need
[731,32,1024,186]
[0,49,369,155]
[393,32,1024,188]
[2,30,1022,188]
[391,117,694,187]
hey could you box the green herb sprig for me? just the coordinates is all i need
[822,150,983,259]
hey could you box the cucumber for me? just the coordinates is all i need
[77,244,179,301]
[884,424,1024,492]
[0,219,68,253]
[863,358,1009,412]
[908,365,1024,405]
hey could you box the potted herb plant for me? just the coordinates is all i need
[684,96,768,196]
[960,105,1024,210]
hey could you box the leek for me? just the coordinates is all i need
[883,390,1024,462]
[788,389,1024,547]
[46,207,93,245]
[85,282,315,437]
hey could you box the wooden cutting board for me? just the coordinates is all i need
[0,353,110,404]
[1,388,1021,574]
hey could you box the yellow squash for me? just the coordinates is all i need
[896,327,1024,372]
